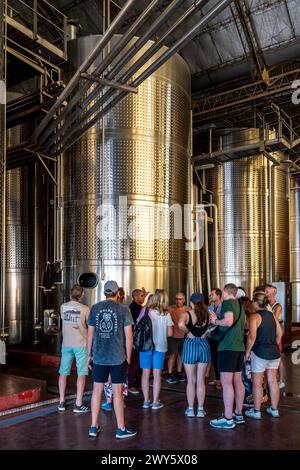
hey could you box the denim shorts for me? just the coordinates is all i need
[59,346,88,376]
[139,349,166,370]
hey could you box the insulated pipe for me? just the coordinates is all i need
[37,0,161,148]
[33,0,138,141]
[52,0,232,156]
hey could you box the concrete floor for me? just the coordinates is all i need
[0,349,300,450]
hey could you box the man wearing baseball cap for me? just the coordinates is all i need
[87,280,137,439]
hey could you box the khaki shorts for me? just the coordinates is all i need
[251,351,280,373]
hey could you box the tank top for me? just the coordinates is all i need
[186,312,208,338]
[252,310,280,360]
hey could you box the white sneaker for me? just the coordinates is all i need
[245,408,262,420]
[185,407,195,417]
[152,402,164,410]
[196,407,206,418]
[278,380,285,390]
[266,406,280,418]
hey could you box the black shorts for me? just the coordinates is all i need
[168,337,184,355]
[92,361,128,384]
[217,350,244,373]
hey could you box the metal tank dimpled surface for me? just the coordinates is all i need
[63,35,191,304]
[5,157,33,344]
[290,176,300,322]
[204,129,289,296]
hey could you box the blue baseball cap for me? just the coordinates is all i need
[190,292,205,304]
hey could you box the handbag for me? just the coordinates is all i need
[210,303,242,343]
[133,307,154,352]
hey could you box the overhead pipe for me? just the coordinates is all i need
[47,0,211,152]
[37,0,161,148]
[43,0,192,150]
[33,0,138,142]
[46,0,210,153]
[51,0,232,156]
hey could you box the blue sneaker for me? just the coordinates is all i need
[210,416,236,429]
[88,426,101,437]
[115,427,137,439]
[101,402,113,411]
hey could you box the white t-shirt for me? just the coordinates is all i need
[149,309,174,353]
[61,300,90,348]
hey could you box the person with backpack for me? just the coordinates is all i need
[137,290,173,410]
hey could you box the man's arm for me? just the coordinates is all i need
[275,318,283,344]
[210,311,234,327]
[87,325,95,357]
[167,326,174,337]
[273,304,282,322]
[245,314,259,360]
[124,324,133,365]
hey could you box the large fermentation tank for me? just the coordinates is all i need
[290,176,300,322]
[63,36,191,304]
[203,129,289,296]
[5,125,34,343]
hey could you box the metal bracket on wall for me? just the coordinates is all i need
[24,148,57,185]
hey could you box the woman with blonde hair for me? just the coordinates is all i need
[138,289,173,410]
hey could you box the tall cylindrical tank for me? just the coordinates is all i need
[202,129,289,296]
[290,176,300,322]
[5,143,34,343]
[62,36,191,305]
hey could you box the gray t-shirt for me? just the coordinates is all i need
[87,300,133,366]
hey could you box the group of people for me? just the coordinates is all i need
[57,280,284,438]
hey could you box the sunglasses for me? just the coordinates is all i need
[176,298,184,301]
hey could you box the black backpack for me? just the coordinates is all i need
[133,308,154,352]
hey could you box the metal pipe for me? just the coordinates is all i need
[205,203,220,289]
[42,0,187,150]
[33,164,39,343]
[33,0,138,141]
[268,160,274,282]
[204,211,211,294]
[0,0,7,343]
[47,0,210,153]
[53,0,232,156]
[80,73,138,93]
[37,0,160,148]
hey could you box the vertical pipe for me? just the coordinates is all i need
[33,164,39,343]
[101,0,109,282]
[204,210,211,294]
[268,160,273,283]
[0,0,7,341]
[33,0,37,39]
